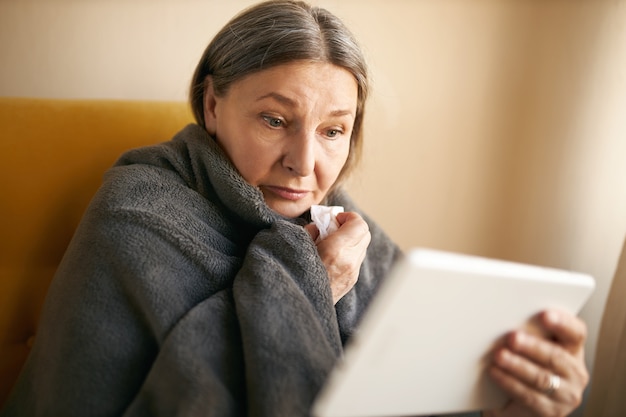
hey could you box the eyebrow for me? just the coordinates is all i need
[256,92,355,118]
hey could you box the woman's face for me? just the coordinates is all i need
[204,61,358,218]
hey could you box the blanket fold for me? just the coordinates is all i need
[234,219,342,416]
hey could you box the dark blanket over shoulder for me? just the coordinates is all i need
[2,124,402,417]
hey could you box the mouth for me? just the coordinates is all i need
[262,185,310,201]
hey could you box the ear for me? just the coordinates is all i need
[203,76,218,136]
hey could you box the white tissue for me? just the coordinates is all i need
[310,204,344,242]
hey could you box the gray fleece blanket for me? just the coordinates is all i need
[2,124,402,417]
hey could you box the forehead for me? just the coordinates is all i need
[227,61,358,111]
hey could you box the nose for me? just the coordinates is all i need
[282,129,316,177]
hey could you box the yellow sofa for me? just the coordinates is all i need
[0,97,193,406]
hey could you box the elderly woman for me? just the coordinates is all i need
[2,1,589,417]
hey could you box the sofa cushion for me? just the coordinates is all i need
[0,97,193,406]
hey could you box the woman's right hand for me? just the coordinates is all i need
[304,211,371,304]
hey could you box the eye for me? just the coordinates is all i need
[262,115,284,128]
[325,128,343,139]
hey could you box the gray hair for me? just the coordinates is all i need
[189,0,369,181]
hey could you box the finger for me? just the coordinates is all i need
[488,366,561,416]
[493,346,568,399]
[322,215,370,252]
[335,211,353,225]
[505,331,583,379]
[335,211,366,229]
[335,212,370,238]
[499,330,590,408]
[540,309,587,352]
[303,223,320,242]
[490,351,586,415]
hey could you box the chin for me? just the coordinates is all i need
[267,201,311,219]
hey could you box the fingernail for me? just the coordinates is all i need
[513,331,527,346]
[545,310,560,325]
[495,348,514,366]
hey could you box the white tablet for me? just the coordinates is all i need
[313,248,595,417]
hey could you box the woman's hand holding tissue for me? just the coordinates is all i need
[304,211,371,304]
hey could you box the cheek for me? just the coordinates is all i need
[319,145,350,188]
[215,116,275,184]
[231,142,279,185]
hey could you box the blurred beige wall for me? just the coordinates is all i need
[1,0,625,415]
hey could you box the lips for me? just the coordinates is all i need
[263,185,310,201]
